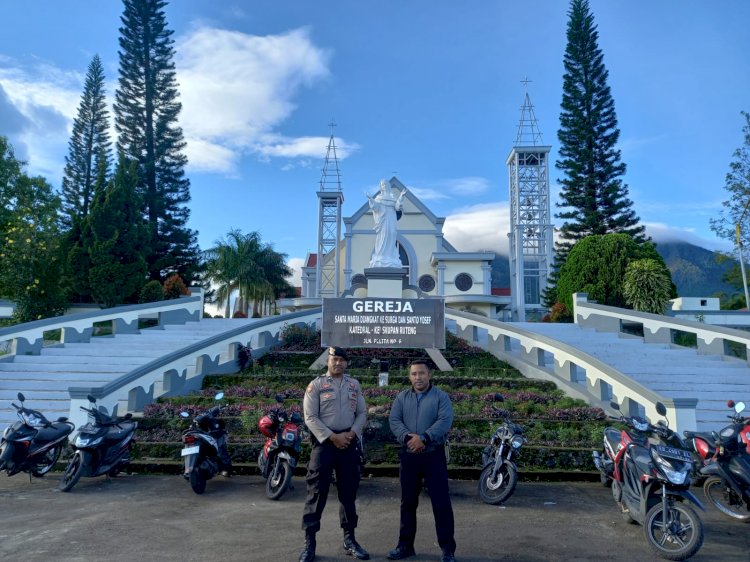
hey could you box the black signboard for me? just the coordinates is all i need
[321,298,445,349]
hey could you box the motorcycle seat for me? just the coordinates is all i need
[106,423,136,440]
[683,430,713,441]
[35,424,72,442]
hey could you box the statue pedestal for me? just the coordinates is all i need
[364,267,407,298]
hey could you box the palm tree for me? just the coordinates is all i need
[204,229,263,317]
[204,230,293,318]
[252,242,294,316]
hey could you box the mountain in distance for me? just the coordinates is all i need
[654,241,737,298]
[489,240,739,299]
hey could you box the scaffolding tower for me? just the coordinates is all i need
[316,124,344,298]
[507,88,553,321]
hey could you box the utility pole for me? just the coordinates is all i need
[736,198,750,309]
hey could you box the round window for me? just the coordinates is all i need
[418,274,436,293]
[454,273,473,292]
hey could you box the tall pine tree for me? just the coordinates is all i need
[548,0,645,306]
[88,154,148,308]
[114,0,200,284]
[61,55,111,302]
[61,54,111,228]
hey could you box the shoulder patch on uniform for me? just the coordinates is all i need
[306,383,314,395]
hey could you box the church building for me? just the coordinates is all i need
[279,176,510,319]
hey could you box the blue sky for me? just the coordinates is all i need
[1,1,749,286]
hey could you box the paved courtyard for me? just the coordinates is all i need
[0,474,746,561]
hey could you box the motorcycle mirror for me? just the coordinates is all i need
[493,393,505,402]
[275,393,285,403]
[87,394,97,404]
[735,401,746,414]
[124,413,133,420]
[214,392,224,401]
[16,392,25,402]
[609,401,621,411]
[655,402,667,417]
[180,411,190,418]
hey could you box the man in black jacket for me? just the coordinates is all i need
[387,360,456,562]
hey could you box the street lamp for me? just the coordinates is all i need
[736,198,750,309]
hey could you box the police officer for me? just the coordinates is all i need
[387,360,456,562]
[299,346,369,562]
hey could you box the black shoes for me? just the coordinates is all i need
[387,544,416,560]
[441,551,456,562]
[343,530,370,560]
[299,532,316,562]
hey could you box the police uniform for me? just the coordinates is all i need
[301,370,367,533]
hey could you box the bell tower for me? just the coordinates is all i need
[316,122,344,298]
[507,82,553,321]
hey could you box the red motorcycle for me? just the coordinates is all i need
[257,395,305,500]
[694,401,750,522]
[683,399,750,481]
[594,401,704,560]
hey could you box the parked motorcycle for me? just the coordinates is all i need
[180,392,231,494]
[258,394,305,500]
[593,401,704,560]
[0,392,75,478]
[698,400,750,522]
[59,395,138,492]
[683,399,750,485]
[478,394,526,505]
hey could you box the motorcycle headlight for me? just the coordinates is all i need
[652,450,689,485]
[510,435,524,449]
[76,434,104,447]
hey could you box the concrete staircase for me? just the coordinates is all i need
[0,319,249,426]
[2,313,749,434]
[517,323,750,432]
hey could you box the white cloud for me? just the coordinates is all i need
[407,186,450,201]
[175,26,341,173]
[644,222,731,252]
[287,256,305,288]
[443,176,491,196]
[0,62,83,179]
[257,135,359,160]
[405,176,491,202]
[0,26,342,179]
[443,202,510,255]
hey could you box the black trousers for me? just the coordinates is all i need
[301,439,360,533]
[398,446,455,553]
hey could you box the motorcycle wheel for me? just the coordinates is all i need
[31,444,62,477]
[189,467,207,494]
[703,477,750,522]
[478,461,517,505]
[266,460,293,500]
[59,451,87,492]
[644,502,703,561]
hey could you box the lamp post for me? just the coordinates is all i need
[736,198,750,309]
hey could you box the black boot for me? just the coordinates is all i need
[343,529,370,560]
[299,531,316,562]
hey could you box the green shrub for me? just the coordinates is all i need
[139,280,164,303]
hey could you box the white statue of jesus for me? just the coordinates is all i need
[367,179,407,268]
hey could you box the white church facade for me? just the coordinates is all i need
[279,176,510,318]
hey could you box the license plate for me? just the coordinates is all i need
[181,446,199,456]
[655,445,692,462]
